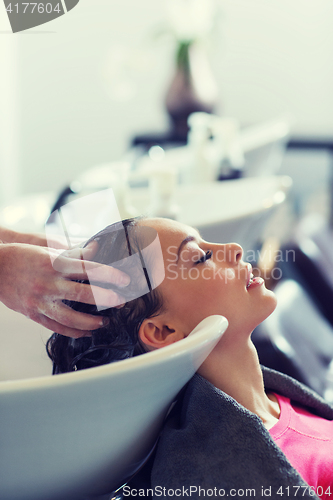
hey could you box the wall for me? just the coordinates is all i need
[0,0,333,203]
[215,0,333,131]
[0,36,19,204]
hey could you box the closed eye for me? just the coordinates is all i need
[195,250,213,265]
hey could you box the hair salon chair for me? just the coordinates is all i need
[0,315,227,500]
[255,279,333,398]
[292,214,333,327]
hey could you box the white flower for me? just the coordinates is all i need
[165,0,220,42]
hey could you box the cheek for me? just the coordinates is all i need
[225,269,235,281]
[164,276,229,321]
[161,268,277,334]
[160,279,206,325]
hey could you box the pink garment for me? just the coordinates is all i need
[269,393,333,499]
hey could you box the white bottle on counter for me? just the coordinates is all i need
[187,112,215,184]
[137,146,179,219]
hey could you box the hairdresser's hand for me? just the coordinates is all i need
[0,225,74,249]
[0,241,129,337]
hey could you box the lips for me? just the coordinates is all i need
[246,263,264,290]
[247,274,255,289]
[246,264,253,289]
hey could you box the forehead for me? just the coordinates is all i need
[138,218,200,247]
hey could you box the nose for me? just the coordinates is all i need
[223,243,243,265]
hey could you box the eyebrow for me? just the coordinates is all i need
[177,235,196,262]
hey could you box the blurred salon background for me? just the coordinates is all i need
[1,0,333,397]
[0,0,332,206]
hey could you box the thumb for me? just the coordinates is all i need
[79,241,99,261]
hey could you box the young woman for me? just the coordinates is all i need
[47,217,333,499]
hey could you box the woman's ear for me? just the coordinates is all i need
[139,317,185,350]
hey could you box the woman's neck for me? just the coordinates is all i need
[198,335,280,429]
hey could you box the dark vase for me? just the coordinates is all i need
[165,41,219,141]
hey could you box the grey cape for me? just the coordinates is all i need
[128,367,333,499]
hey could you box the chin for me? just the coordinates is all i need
[245,289,277,333]
[258,289,278,323]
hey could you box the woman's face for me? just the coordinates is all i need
[140,218,277,339]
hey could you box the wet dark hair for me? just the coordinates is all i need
[46,217,164,374]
